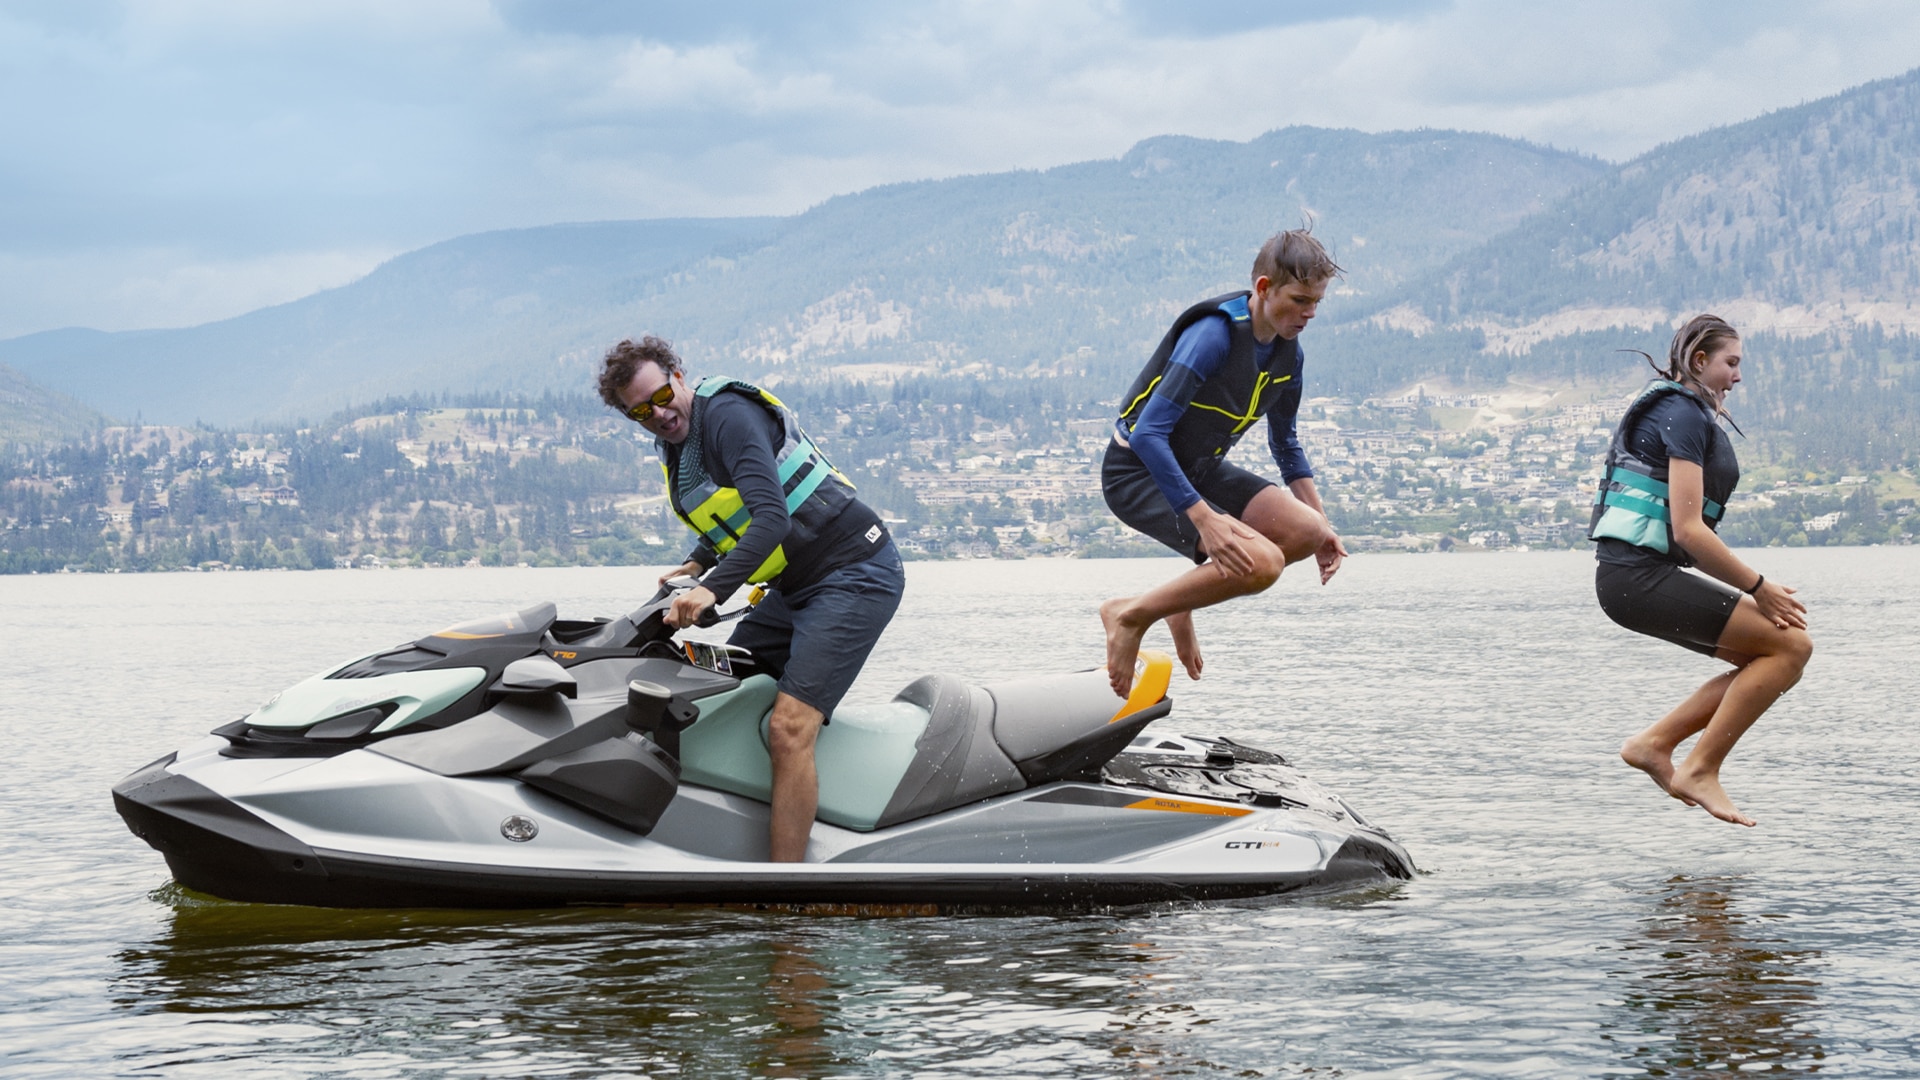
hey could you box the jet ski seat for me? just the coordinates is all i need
[674,653,1174,833]
[676,675,945,831]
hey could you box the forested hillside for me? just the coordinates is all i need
[1388,68,1920,330]
[8,69,1920,577]
[0,218,781,428]
[0,360,100,443]
[0,128,1604,426]
[1299,69,1920,476]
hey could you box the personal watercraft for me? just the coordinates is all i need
[114,582,1413,910]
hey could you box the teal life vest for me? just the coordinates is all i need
[663,377,858,584]
[1588,379,1730,562]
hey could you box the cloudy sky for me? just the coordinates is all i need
[5,0,1920,340]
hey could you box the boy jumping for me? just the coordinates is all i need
[1100,228,1348,696]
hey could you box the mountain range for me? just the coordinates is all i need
[4,67,1920,459]
[0,128,1604,428]
[1376,68,1920,347]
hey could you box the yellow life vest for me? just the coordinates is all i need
[663,377,858,584]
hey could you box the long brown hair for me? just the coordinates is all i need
[1623,314,1743,435]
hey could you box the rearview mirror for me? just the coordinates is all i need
[490,655,578,699]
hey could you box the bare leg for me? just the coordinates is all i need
[1103,550,1279,696]
[1238,484,1337,567]
[1167,610,1202,680]
[1666,601,1814,826]
[1101,486,1329,696]
[767,692,825,861]
[1621,669,1739,804]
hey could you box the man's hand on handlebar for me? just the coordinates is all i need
[665,584,718,629]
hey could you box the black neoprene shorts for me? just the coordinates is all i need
[1595,559,1740,657]
[1102,441,1276,564]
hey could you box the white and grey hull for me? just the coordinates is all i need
[114,599,1412,910]
[115,733,1410,910]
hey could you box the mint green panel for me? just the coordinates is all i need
[677,678,932,833]
[245,666,486,733]
[1590,505,1669,552]
[807,701,930,831]
[678,675,782,800]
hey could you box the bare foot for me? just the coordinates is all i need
[1167,611,1203,681]
[1620,736,1696,806]
[1668,766,1756,827]
[1100,597,1147,698]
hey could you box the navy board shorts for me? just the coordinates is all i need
[1102,441,1276,564]
[1595,560,1740,657]
[726,541,905,719]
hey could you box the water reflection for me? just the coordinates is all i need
[117,891,1254,1077]
[755,934,836,1076]
[1604,876,1825,1076]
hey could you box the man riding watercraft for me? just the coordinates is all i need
[111,572,1413,908]
[598,336,905,861]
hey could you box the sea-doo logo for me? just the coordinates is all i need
[328,694,386,715]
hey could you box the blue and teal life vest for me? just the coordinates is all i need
[1588,379,1731,563]
[664,377,858,584]
[1114,291,1301,470]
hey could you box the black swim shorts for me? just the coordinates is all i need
[726,541,905,719]
[1595,560,1740,657]
[1102,441,1276,564]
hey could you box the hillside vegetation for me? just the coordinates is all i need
[1392,69,1920,333]
[0,129,1604,426]
[0,361,101,443]
[7,71,1920,572]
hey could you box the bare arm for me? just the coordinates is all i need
[1668,460,1806,628]
[1288,476,1347,584]
[1288,476,1325,515]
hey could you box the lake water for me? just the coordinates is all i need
[3,549,1916,1078]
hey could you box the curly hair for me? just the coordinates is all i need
[596,336,683,410]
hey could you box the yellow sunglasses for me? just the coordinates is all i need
[624,382,676,423]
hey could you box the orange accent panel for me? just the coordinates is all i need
[1123,796,1252,818]
[1110,649,1173,723]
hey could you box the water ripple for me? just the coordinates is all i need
[4,551,1918,1076]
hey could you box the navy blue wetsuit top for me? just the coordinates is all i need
[1125,315,1313,514]
[677,392,883,603]
[1596,392,1740,567]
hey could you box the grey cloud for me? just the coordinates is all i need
[3,0,1919,337]
[1117,0,1449,38]
[491,0,896,50]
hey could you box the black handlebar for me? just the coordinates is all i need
[619,575,722,645]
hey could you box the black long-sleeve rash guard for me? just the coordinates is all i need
[676,391,883,604]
